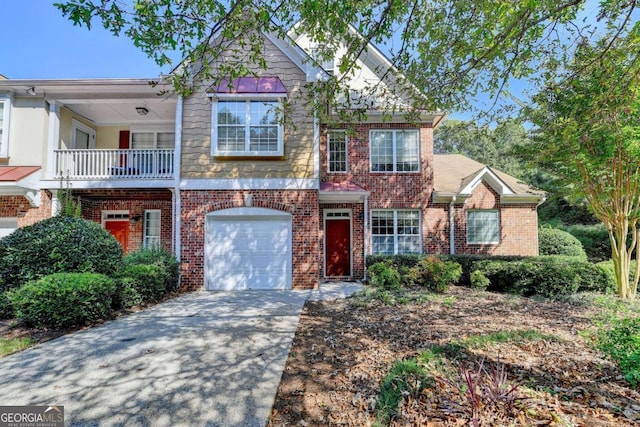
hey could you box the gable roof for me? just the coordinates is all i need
[432,154,544,203]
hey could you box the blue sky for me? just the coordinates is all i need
[0,0,170,79]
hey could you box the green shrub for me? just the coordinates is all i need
[0,291,13,320]
[116,264,168,304]
[558,223,611,262]
[367,262,401,290]
[595,260,636,294]
[472,256,614,297]
[439,254,526,287]
[0,217,123,290]
[124,247,180,292]
[408,256,461,293]
[366,254,424,269]
[9,273,116,329]
[469,270,490,290]
[595,317,640,387]
[538,227,587,259]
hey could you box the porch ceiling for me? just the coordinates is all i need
[63,98,176,125]
[72,189,173,200]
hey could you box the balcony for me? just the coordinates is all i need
[54,149,174,180]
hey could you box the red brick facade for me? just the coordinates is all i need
[320,123,539,277]
[180,190,319,290]
[79,194,173,254]
[0,191,53,228]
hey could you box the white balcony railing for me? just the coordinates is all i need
[54,149,174,179]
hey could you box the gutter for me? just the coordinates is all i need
[173,96,183,260]
[449,195,456,255]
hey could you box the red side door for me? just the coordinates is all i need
[325,219,351,277]
[105,220,130,253]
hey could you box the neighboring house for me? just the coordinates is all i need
[0,27,543,290]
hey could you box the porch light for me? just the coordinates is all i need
[135,107,149,116]
[129,215,142,224]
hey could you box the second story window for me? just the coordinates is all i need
[327,130,347,173]
[370,129,420,172]
[0,98,8,158]
[212,99,284,156]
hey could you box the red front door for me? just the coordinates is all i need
[325,219,351,277]
[105,220,130,253]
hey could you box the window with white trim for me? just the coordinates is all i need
[71,119,96,149]
[467,210,500,244]
[212,99,283,156]
[143,210,161,248]
[327,130,347,172]
[370,129,419,172]
[371,210,421,255]
[130,130,175,149]
[0,98,9,158]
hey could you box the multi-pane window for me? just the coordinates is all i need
[370,130,419,172]
[467,210,500,244]
[143,210,161,248]
[213,100,283,155]
[327,130,347,172]
[371,210,421,255]
[0,99,8,158]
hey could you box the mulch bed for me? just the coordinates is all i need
[269,286,640,426]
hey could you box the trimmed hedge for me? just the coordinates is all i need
[123,247,180,292]
[9,273,116,328]
[0,291,13,320]
[539,227,587,259]
[116,264,169,305]
[0,216,123,290]
[558,223,611,262]
[407,256,462,293]
[471,256,615,297]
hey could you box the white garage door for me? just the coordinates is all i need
[205,207,292,290]
[0,218,17,238]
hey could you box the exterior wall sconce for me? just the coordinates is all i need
[129,215,142,224]
[135,107,149,116]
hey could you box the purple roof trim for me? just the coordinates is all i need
[216,77,287,94]
[320,181,368,193]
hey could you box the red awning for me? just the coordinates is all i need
[0,166,41,182]
[215,77,287,94]
[320,181,369,202]
[320,181,368,193]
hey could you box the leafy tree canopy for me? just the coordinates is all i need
[54,0,639,117]
[523,33,640,298]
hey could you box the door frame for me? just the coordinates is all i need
[102,210,130,252]
[323,209,353,278]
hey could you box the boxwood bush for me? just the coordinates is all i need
[116,263,169,305]
[471,256,615,297]
[0,291,13,320]
[367,261,402,290]
[0,216,123,290]
[538,227,587,259]
[407,256,462,293]
[123,247,180,292]
[9,273,116,328]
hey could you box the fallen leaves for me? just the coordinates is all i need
[269,287,640,426]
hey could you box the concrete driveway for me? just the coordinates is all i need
[0,284,361,426]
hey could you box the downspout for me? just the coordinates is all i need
[363,194,369,281]
[449,195,456,255]
[173,96,183,260]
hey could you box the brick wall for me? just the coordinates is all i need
[319,203,365,280]
[320,123,435,252]
[452,182,538,256]
[0,191,53,227]
[80,197,173,254]
[180,189,319,290]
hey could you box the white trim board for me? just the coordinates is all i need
[180,178,318,190]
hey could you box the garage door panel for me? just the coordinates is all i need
[205,209,292,290]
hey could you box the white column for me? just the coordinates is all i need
[46,101,61,179]
[173,96,183,260]
[50,189,60,216]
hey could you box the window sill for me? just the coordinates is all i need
[214,155,286,161]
